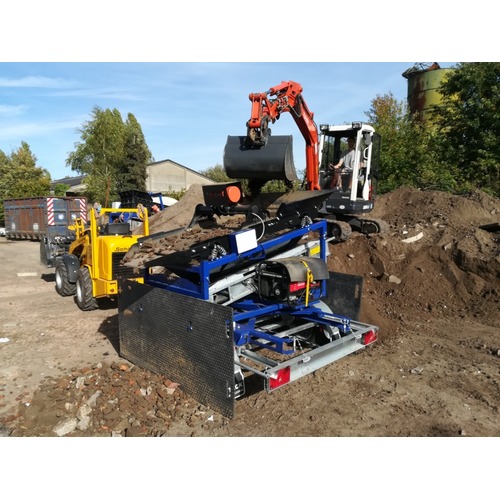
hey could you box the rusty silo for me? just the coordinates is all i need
[402,62,454,122]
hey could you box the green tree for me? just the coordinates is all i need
[201,163,297,197]
[430,62,500,196]
[162,188,186,201]
[0,142,52,222]
[365,92,457,193]
[66,106,152,204]
[201,163,251,193]
[118,113,153,192]
[0,150,10,224]
[201,164,231,183]
[53,183,71,196]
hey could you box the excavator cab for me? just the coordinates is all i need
[319,123,379,197]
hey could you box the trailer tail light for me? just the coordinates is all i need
[289,281,305,293]
[269,366,291,390]
[362,329,378,346]
[289,281,314,293]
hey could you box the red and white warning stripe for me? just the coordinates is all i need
[47,197,55,225]
[79,198,87,223]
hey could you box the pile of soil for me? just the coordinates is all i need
[126,184,250,268]
[0,186,498,437]
[348,188,499,329]
[125,186,336,268]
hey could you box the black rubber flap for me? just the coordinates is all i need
[324,272,363,321]
[118,279,236,418]
[224,135,299,182]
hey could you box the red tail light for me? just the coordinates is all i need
[289,281,319,293]
[269,366,291,390]
[362,329,378,345]
[289,281,306,293]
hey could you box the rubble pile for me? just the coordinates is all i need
[9,361,223,437]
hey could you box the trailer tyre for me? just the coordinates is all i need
[75,267,98,311]
[55,260,76,296]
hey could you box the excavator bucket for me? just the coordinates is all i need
[223,135,299,183]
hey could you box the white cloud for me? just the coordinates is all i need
[0,76,73,88]
[45,88,146,101]
[0,104,27,116]
[0,117,83,141]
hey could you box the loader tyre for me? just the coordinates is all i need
[40,240,48,267]
[75,267,98,311]
[55,260,76,296]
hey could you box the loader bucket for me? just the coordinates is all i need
[223,135,299,183]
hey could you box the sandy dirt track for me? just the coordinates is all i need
[0,186,499,441]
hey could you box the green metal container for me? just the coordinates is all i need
[402,63,453,121]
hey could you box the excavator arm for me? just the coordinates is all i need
[224,81,321,193]
[246,82,302,144]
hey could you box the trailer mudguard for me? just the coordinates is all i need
[62,253,81,283]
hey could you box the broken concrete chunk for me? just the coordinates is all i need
[402,232,424,243]
[53,418,78,436]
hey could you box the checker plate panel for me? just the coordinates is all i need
[118,279,235,418]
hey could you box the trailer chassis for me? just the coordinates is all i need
[118,218,378,418]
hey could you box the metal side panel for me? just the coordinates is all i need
[324,272,363,321]
[118,279,236,418]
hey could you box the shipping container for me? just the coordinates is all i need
[3,196,88,241]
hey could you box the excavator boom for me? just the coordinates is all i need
[224,81,385,235]
[224,80,320,193]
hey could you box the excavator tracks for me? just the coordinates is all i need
[325,216,389,239]
[327,220,352,243]
[358,217,390,235]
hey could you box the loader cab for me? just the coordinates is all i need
[101,222,132,236]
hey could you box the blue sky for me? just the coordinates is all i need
[0,3,485,184]
[0,61,457,181]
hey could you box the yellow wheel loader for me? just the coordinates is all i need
[45,206,149,311]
